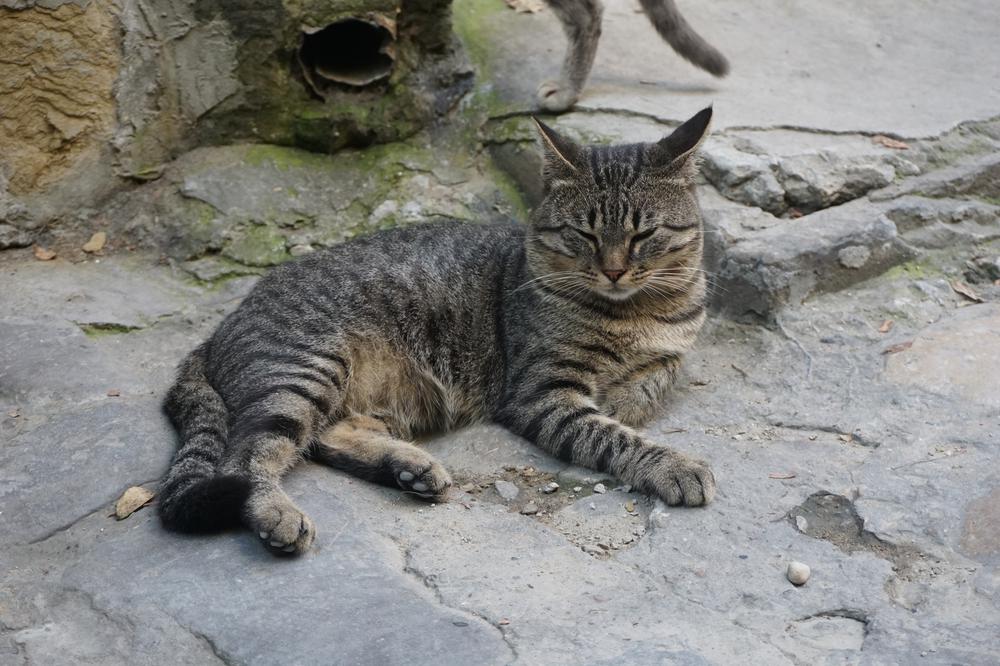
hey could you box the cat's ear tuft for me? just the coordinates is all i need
[650,106,713,175]
[533,117,586,184]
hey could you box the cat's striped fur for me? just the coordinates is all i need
[159,107,716,554]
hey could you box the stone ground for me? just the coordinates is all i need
[3,0,1000,664]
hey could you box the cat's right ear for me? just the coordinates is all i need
[533,118,586,187]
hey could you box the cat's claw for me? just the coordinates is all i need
[537,80,579,113]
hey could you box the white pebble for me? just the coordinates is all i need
[787,561,811,586]
[795,515,809,532]
[593,483,607,494]
[542,481,559,494]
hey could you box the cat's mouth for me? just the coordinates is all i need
[597,282,639,301]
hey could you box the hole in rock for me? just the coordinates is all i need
[299,18,395,93]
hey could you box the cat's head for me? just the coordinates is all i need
[527,107,712,303]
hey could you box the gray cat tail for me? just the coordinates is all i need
[638,0,729,77]
[159,346,251,533]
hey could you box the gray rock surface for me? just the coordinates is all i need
[3,0,1000,663]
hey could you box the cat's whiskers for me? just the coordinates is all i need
[512,270,589,294]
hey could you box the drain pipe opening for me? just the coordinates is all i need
[299,17,396,95]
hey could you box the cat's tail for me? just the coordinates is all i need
[158,345,251,533]
[638,0,729,77]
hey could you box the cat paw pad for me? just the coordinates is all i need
[394,460,452,501]
[249,496,315,555]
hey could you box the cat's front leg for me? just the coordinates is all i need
[496,382,714,506]
[601,355,680,427]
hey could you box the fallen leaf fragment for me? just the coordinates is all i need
[115,486,154,520]
[7,408,20,418]
[878,319,894,334]
[33,245,56,261]
[838,434,852,442]
[873,135,909,150]
[768,472,796,479]
[107,388,121,397]
[504,0,544,12]
[82,231,107,253]
[882,340,913,355]
[950,280,983,303]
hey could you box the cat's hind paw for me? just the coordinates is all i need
[248,493,316,555]
[394,456,453,501]
[537,80,579,113]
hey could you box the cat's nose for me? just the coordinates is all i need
[602,269,626,282]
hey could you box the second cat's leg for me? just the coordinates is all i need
[311,414,452,500]
[538,0,603,112]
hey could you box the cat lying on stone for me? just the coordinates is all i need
[159,107,716,554]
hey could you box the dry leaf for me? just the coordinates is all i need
[838,434,852,442]
[882,340,913,355]
[504,0,544,12]
[878,319,894,334]
[82,231,107,253]
[7,408,19,418]
[33,245,56,261]
[873,135,910,150]
[115,486,154,520]
[950,280,983,303]
[768,472,796,479]
[107,388,121,397]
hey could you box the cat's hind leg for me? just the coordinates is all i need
[538,0,603,112]
[224,378,340,555]
[311,415,452,501]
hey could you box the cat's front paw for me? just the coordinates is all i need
[537,80,579,113]
[247,492,316,555]
[643,452,716,507]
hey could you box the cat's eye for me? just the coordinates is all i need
[572,228,599,248]
[628,228,656,251]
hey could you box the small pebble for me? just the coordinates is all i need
[625,500,636,513]
[573,486,582,493]
[593,483,607,494]
[459,483,476,493]
[787,561,811,586]
[795,515,809,532]
[588,502,597,510]
[542,481,559,494]
[494,479,520,501]
[520,502,539,515]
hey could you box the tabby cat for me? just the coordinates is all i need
[159,107,716,554]
[537,0,728,111]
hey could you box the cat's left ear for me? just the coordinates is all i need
[649,106,713,178]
